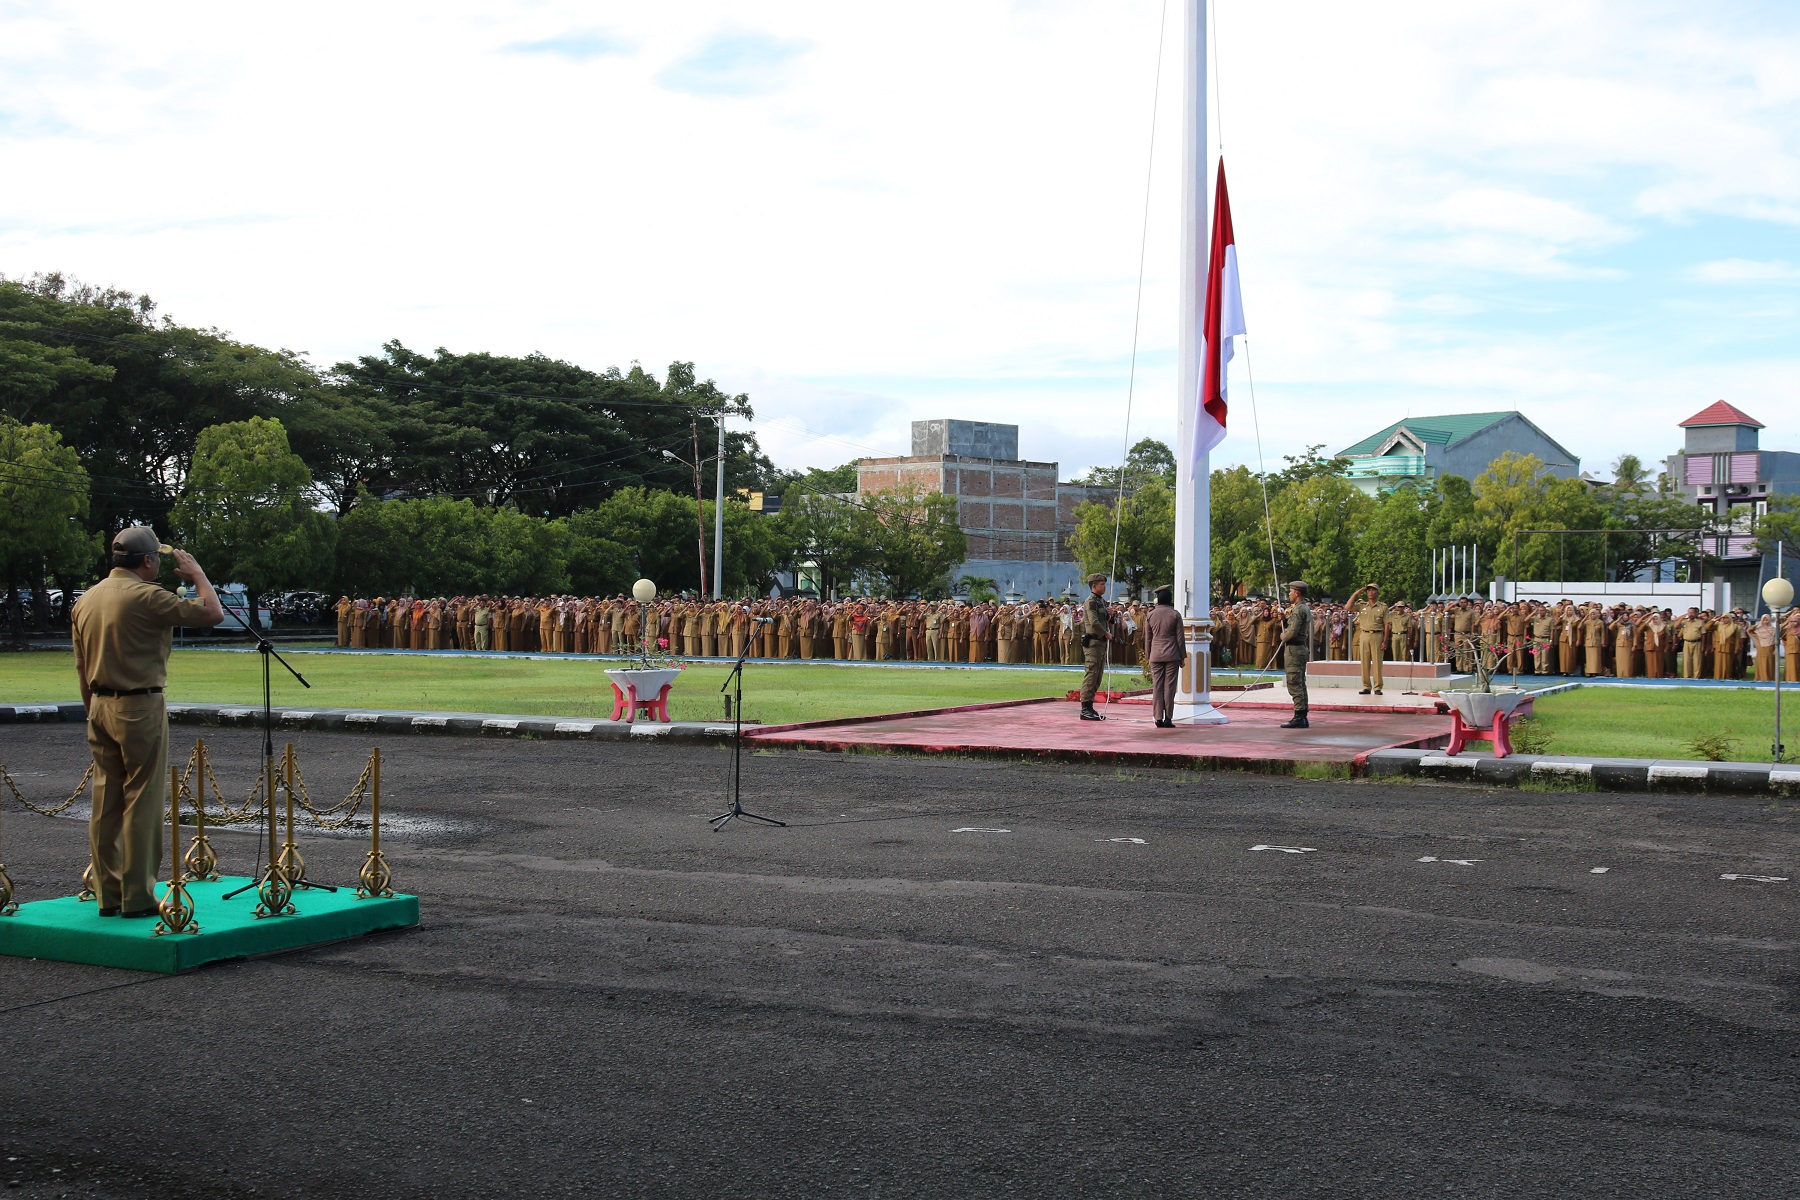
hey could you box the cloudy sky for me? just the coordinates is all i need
[4,0,1798,480]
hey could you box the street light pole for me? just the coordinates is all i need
[713,414,726,601]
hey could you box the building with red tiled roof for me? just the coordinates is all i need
[1662,400,1800,609]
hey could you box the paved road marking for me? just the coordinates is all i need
[1590,867,1611,874]
[1250,844,1317,854]
[952,827,1011,834]
[1417,856,1481,867]
[1720,873,1789,883]
[1102,837,1148,845]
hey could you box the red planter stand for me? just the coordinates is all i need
[609,681,672,723]
[1446,708,1513,757]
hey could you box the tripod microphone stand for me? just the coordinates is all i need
[218,602,338,906]
[710,619,784,832]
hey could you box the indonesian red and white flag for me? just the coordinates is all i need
[1193,160,1243,473]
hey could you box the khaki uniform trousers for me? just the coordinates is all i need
[1359,631,1383,690]
[1080,642,1106,705]
[86,693,169,913]
[1285,647,1310,715]
[1150,660,1180,723]
[1681,640,1702,679]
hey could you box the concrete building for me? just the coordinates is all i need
[1661,400,1800,612]
[855,420,1114,598]
[1337,411,1580,494]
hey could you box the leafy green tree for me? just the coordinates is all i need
[1067,477,1176,596]
[170,417,336,627]
[1270,473,1372,599]
[1754,494,1800,559]
[0,417,96,641]
[789,461,861,494]
[772,489,880,600]
[1077,438,1177,490]
[863,485,969,598]
[1601,490,1707,583]
[1210,464,1273,598]
[1353,483,1435,603]
[959,575,999,604]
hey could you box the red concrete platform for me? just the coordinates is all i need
[747,696,1451,771]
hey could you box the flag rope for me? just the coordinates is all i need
[1103,0,1169,699]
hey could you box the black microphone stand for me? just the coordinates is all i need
[710,620,784,832]
[219,599,338,899]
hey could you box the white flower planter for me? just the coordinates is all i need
[606,668,683,722]
[1440,690,1530,726]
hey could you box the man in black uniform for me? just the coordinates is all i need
[1278,580,1312,729]
[1079,572,1112,721]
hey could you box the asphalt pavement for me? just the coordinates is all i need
[2,724,1797,1198]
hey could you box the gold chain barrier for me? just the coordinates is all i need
[1,739,396,910]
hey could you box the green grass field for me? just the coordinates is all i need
[0,648,1088,726]
[3,648,1791,759]
[1523,686,1794,763]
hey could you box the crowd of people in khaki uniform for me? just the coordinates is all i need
[333,594,1159,667]
[1210,595,1800,682]
[332,591,1800,684]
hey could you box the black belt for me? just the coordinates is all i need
[91,686,163,697]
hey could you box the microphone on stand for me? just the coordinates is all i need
[754,617,775,625]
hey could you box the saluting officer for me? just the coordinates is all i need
[70,527,225,918]
[1079,572,1113,721]
[1279,581,1313,729]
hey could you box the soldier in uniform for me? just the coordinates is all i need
[1279,581,1313,728]
[1386,602,1413,664]
[1079,573,1113,721]
[1349,584,1388,695]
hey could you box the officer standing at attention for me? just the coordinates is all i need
[1143,584,1183,728]
[1079,572,1113,721]
[1279,580,1313,728]
[71,527,224,918]
[1349,583,1389,696]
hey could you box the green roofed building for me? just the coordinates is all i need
[1335,411,1579,495]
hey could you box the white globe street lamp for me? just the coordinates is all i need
[632,579,656,666]
[1765,574,1793,764]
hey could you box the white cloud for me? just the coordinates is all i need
[2,0,1799,483]
[1691,258,1800,282]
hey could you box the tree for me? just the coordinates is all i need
[1077,438,1177,490]
[1754,494,1800,559]
[1270,473,1372,599]
[170,417,336,628]
[1210,464,1272,598]
[1353,482,1434,603]
[772,489,879,599]
[0,417,95,642]
[1601,490,1708,583]
[1609,453,1650,496]
[1067,478,1176,597]
[862,485,969,598]
[788,461,861,494]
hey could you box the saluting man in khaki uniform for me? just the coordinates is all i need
[71,527,225,918]
[1349,584,1388,695]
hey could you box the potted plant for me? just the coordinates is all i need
[604,579,686,722]
[1439,629,1532,727]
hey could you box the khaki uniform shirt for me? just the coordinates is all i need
[71,569,213,692]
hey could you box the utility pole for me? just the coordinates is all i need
[713,414,726,600]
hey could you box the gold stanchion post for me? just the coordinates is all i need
[276,742,308,887]
[183,738,220,882]
[255,743,294,919]
[155,764,199,936]
[0,783,16,916]
[356,748,393,899]
[78,861,96,902]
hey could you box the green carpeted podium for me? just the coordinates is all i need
[0,877,419,973]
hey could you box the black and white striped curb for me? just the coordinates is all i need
[1364,748,1800,795]
[0,702,738,744]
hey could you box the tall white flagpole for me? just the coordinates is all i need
[1173,0,1226,725]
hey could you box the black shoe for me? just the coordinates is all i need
[1279,716,1309,729]
[1080,707,1106,721]
[121,907,158,919]
[1374,689,1383,696]
[1358,689,1371,695]
[1155,719,1173,728]
[98,906,120,918]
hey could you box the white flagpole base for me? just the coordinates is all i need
[1173,616,1227,726]
[1173,701,1228,726]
